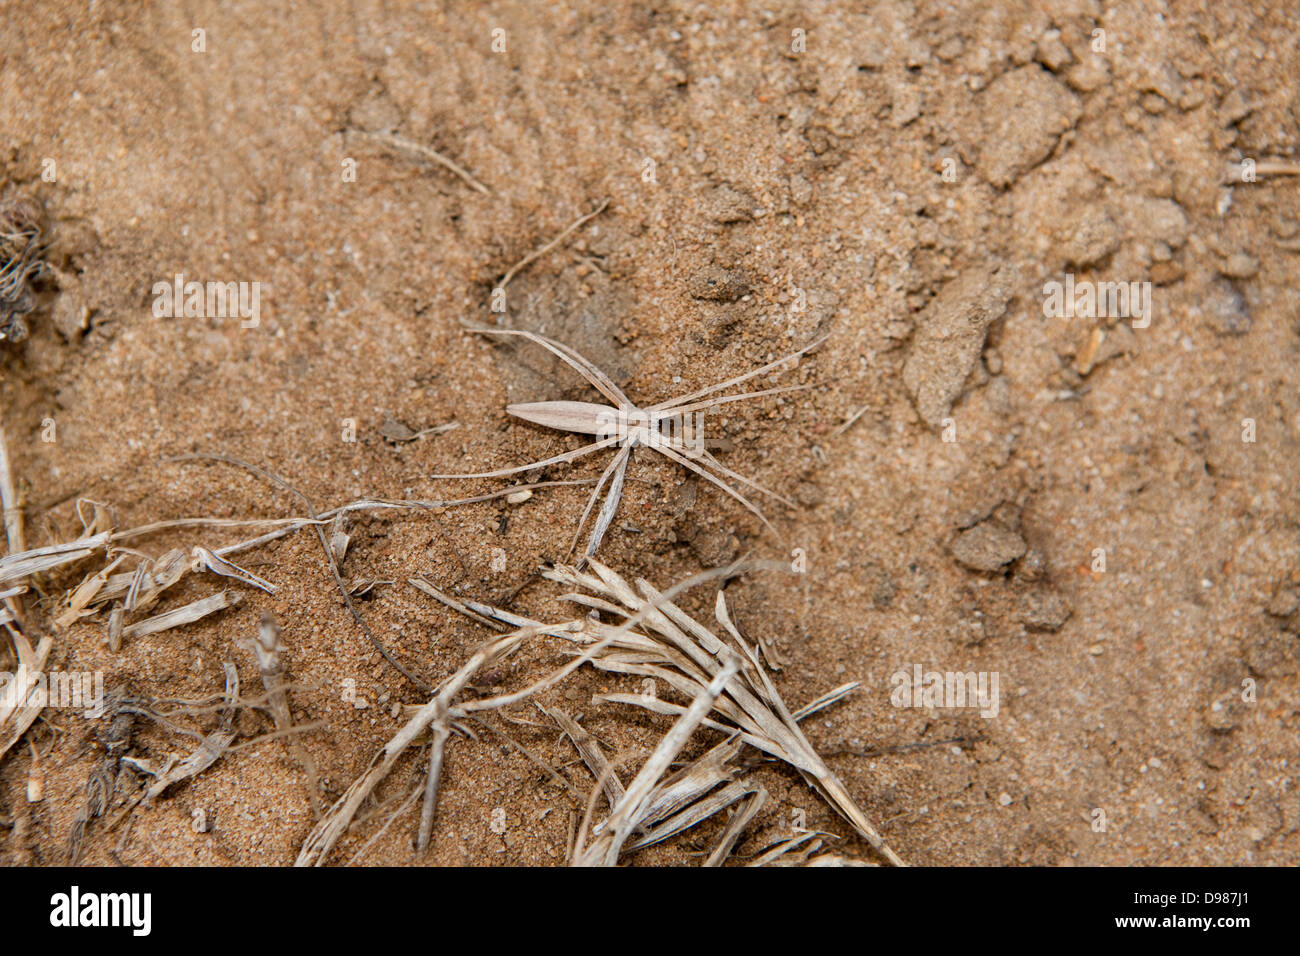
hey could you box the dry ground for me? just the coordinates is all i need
[1,0,1297,865]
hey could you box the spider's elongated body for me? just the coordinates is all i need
[433,328,825,561]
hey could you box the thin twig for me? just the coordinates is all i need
[833,404,870,437]
[415,723,450,852]
[497,198,610,289]
[0,422,24,556]
[358,130,490,194]
[0,420,26,630]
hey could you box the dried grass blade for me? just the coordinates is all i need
[408,578,510,632]
[627,778,755,850]
[0,532,110,585]
[193,546,277,594]
[122,590,242,641]
[747,831,823,867]
[575,655,740,867]
[0,632,52,764]
[804,853,875,867]
[580,444,630,561]
[54,554,125,629]
[127,548,193,614]
[635,737,744,829]
[415,724,451,852]
[792,682,860,721]
[144,728,236,800]
[593,691,787,760]
[0,422,25,557]
[703,785,768,866]
[547,706,625,812]
[647,334,829,412]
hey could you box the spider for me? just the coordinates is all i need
[432,328,826,562]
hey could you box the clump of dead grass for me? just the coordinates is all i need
[1,428,901,867]
[0,196,45,344]
[544,560,903,865]
[298,559,902,867]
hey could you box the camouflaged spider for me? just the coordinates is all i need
[432,328,826,562]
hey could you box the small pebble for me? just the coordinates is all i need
[983,347,1002,375]
[1220,252,1258,279]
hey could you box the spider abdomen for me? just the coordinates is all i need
[506,400,622,436]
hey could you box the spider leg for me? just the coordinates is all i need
[646,334,828,412]
[579,444,631,566]
[428,435,620,479]
[567,443,630,559]
[651,441,783,541]
[660,382,815,418]
[475,328,632,408]
[668,441,795,508]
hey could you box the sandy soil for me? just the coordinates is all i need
[1,0,1297,866]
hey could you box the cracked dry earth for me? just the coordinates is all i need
[1,0,1297,866]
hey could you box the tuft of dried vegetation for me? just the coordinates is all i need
[297,620,580,865]
[538,560,902,865]
[0,624,50,764]
[242,611,320,814]
[298,559,903,866]
[138,664,240,800]
[1,438,608,855]
[0,196,45,345]
[0,402,903,866]
[0,183,906,867]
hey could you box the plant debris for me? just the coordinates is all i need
[0,196,45,344]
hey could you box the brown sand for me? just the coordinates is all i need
[1,0,1297,866]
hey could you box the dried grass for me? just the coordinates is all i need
[574,655,741,865]
[120,590,242,641]
[295,619,605,866]
[543,559,904,865]
[385,559,904,867]
[242,612,320,814]
[0,425,909,867]
[297,562,759,865]
[0,464,605,784]
[0,197,45,344]
[141,665,240,800]
[0,629,52,763]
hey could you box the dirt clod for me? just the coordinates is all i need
[1019,589,1073,633]
[952,521,1028,573]
[976,67,1082,187]
[902,265,1014,427]
[687,265,752,302]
